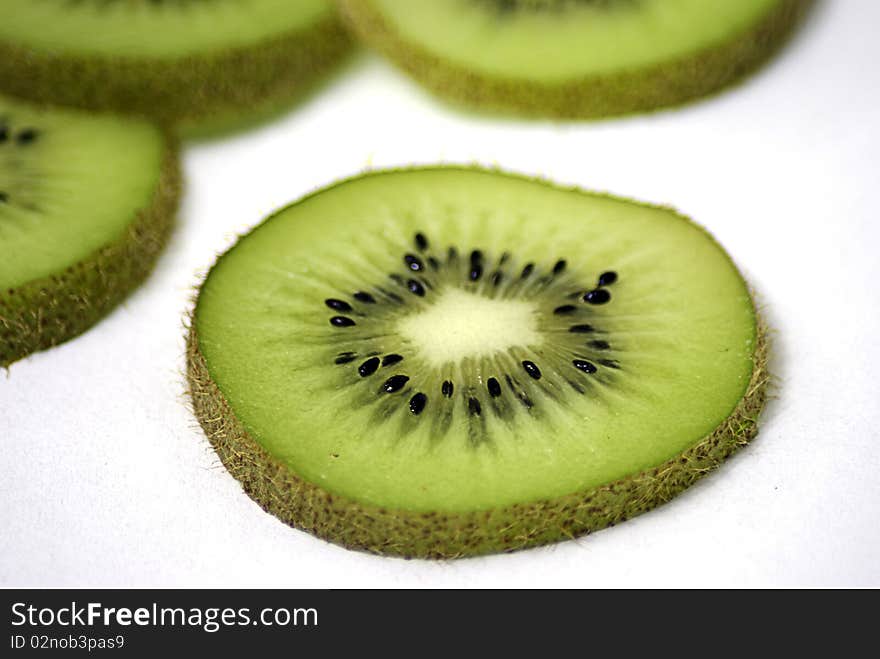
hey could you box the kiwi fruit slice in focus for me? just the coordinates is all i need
[0,1,351,135]
[338,0,807,118]
[0,96,180,368]
[187,167,767,558]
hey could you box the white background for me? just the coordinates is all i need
[2,1,878,588]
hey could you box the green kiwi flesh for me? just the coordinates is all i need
[187,167,767,558]
[0,1,351,134]
[338,0,808,118]
[0,96,180,368]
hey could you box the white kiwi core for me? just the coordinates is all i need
[396,287,542,367]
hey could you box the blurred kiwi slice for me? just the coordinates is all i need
[0,96,180,368]
[338,0,808,118]
[187,167,768,558]
[0,1,352,135]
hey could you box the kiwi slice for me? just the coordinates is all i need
[0,96,180,368]
[187,167,767,558]
[338,0,807,118]
[0,1,351,134]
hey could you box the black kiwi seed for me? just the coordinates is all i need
[491,271,503,286]
[468,397,482,416]
[553,259,567,275]
[0,127,8,142]
[325,298,352,312]
[415,232,429,251]
[330,316,356,327]
[487,377,502,397]
[409,393,427,415]
[573,359,598,374]
[407,279,426,296]
[442,380,454,398]
[470,250,483,265]
[16,128,38,145]
[584,289,611,304]
[382,354,403,366]
[598,359,621,369]
[598,271,618,286]
[521,360,542,380]
[404,254,424,271]
[470,264,483,281]
[554,305,576,315]
[353,291,376,304]
[383,375,410,393]
[358,357,380,377]
[521,263,534,279]
[447,246,459,263]
[335,353,357,365]
[589,340,611,350]
[428,256,440,270]
[0,191,8,203]
[569,324,595,333]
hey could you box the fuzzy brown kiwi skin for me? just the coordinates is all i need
[0,143,181,369]
[0,12,351,134]
[337,0,809,119]
[184,168,770,560]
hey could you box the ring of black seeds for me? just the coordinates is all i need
[322,232,621,438]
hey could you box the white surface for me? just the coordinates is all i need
[2,1,878,588]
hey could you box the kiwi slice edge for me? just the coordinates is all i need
[187,322,767,559]
[185,166,770,559]
[0,99,181,368]
[338,0,809,118]
[0,2,352,134]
